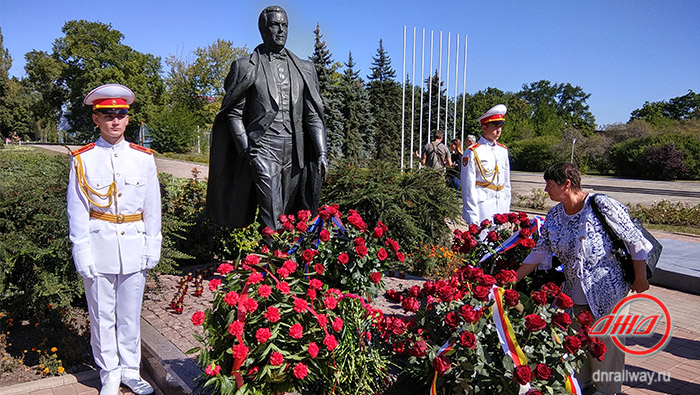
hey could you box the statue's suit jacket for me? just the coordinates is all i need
[207,44,326,228]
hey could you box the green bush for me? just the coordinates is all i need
[159,171,260,266]
[320,160,460,266]
[508,135,566,172]
[0,150,79,319]
[609,133,700,180]
[629,200,700,229]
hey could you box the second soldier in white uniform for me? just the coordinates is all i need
[67,84,160,395]
[460,104,512,225]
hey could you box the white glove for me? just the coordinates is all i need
[76,264,97,279]
[141,256,159,270]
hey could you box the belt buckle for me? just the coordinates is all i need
[116,213,125,223]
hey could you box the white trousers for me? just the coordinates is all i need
[83,271,146,384]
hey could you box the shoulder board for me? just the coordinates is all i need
[468,143,481,151]
[497,142,508,149]
[129,142,154,155]
[71,142,95,156]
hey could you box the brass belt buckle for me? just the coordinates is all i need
[116,213,125,223]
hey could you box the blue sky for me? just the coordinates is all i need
[1,0,699,126]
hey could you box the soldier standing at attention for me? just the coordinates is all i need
[460,104,511,224]
[67,84,161,395]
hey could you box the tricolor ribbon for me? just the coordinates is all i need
[551,328,583,394]
[489,286,528,367]
[479,216,545,263]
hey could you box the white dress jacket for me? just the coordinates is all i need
[67,138,162,275]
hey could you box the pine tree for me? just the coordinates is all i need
[310,24,344,159]
[341,51,374,161]
[367,39,401,163]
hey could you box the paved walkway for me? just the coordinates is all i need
[4,145,698,395]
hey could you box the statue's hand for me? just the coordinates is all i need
[318,153,329,180]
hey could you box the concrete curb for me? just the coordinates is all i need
[140,318,203,394]
[0,369,98,395]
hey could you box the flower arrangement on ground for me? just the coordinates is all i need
[188,207,399,395]
[379,212,601,394]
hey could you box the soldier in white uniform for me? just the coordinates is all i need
[66,84,160,395]
[460,104,511,225]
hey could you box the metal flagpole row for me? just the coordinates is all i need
[400,26,469,170]
[401,25,406,171]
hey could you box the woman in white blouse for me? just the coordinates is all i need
[516,162,650,395]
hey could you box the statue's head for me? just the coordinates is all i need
[259,5,288,52]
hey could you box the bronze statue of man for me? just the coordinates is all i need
[207,5,328,230]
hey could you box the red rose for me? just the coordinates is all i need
[354,237,366,246]
[296,221,308,232]
[386,289,402,302]
[520,238,536,249]
[408,339,427,357]
[255,327,271,343]
[564,335,582,354]
[466,266,484,282]
[297,209,311,222]
[324,295,338,310]
[323,334,338,351]
[302,248,316,263]
[372,225,384,238]
[459,331,477,348]
[473,285,490,301]
[493,214,508,225]
[355,245,368,257]
[556,293,574,309]
[503,289,520,306]
[269,351,284,366]
[588,337,607,361]
[479,274,497,287]
[338,252,349,265]
[232,343,249,360]
[293,362,308,380]
[445,311,460,328]
[514,365,532,385]
[496,270,518,286]
[370,271,382,284]
[377,247,388,261]
[524,314,547,332]
[576,310,594,326]
[480,219,492,228]
[487,230,499,242]
[401,297,420,313]
[432,356,451,375]
[332,317,343,332]
[224,291,240,306]
[282,221,294,232]
[217,263,234,275]
[208,278,222,292]
[533,363,552,380]
[320,229,330,242]
[264,306,280,323]
[469,224,480,235]
[314,263,325,275]
[190,311,205,326]
[385,238,400,253]
[542,282,561,296]
[519,227,533,238]
[289,323,304,339]
[459,305,480,324]
[552,312,572,329]
[530,291,547,305]
[526,389,543,395]
[262,227,276,237]
[308,342,319,358]
[396,252,406,262]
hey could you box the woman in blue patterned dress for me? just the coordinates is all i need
[516,162,650,395]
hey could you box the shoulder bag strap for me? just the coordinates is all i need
[589,194,629,254]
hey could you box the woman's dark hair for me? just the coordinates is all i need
[544,162,581,190]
